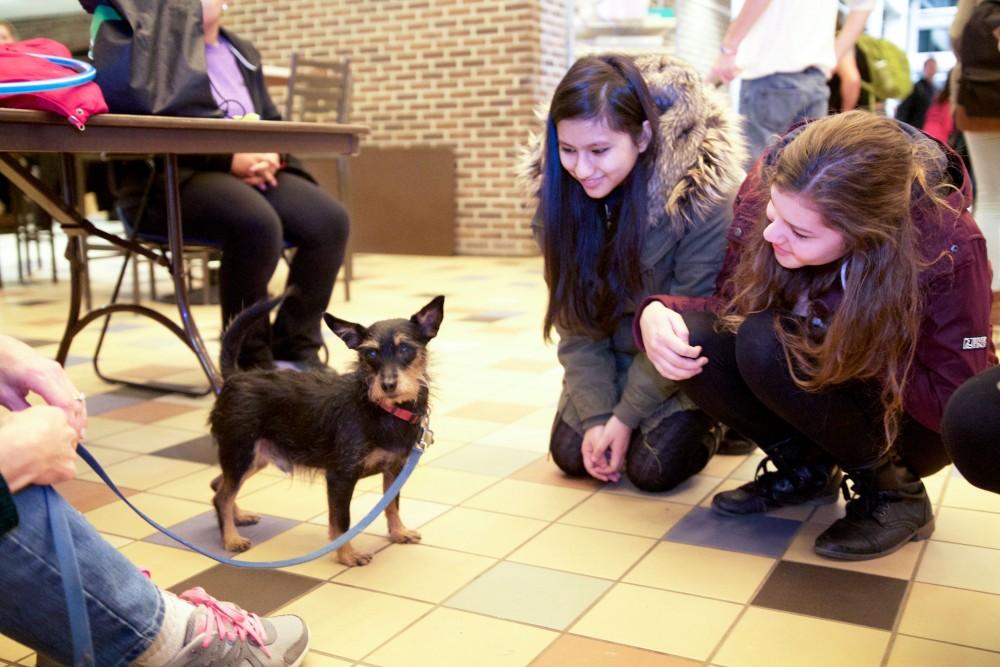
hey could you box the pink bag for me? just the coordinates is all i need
[0,38,108,129]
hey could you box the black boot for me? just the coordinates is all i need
[717,426,758,456]
[814,451,934,561]
[711,438,842,516]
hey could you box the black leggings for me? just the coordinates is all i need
[681,310,947,476]
[942,365,1000,493]
[129,170,349,365]
[549,409,716,492]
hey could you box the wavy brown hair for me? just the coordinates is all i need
[723,111,953,445]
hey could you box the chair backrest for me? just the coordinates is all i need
[284,54,352,124]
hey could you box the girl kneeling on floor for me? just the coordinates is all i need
[525,54,748,490]
[637,110,996,560]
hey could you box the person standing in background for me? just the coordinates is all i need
[708,0,873,164]
[951,0,1000,295]
[895,57,938,129]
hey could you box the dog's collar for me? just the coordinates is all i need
[378,401,423,425]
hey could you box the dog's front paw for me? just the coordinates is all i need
[389,527,422,544]
[225,536,252,553]
[234,512,261,526]
[337,544,373,567]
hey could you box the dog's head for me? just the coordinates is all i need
[323,296,444,407]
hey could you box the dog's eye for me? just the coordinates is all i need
[398,342,411,355]
[364,349,378,361]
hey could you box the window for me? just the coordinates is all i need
[919,0,957,8]
[917,26,951,52]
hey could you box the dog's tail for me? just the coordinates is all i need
[219,291,288,377]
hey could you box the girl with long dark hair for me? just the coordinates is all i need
[525,54,747,490]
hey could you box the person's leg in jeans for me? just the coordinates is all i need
[739,68,831,166]
[0,485,162,665]
[624,397,719,492]
[262,171,350,365]
[0,485,309,666]
[964,131,1000,291]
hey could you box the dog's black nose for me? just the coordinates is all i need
[381,379,397,393]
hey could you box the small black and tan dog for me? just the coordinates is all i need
[208,294,444,566]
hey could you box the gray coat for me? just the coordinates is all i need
[525,55,747,433]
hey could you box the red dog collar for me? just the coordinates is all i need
[379,401,423,424]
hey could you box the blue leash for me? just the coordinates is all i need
[0,53,97,95]
[76,443,425,568]
[49,440,426,665]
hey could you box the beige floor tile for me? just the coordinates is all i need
[898,582,1000,652]
[148,465,280,501]
[473,422,550,453]
[571,583,742,661]
[238,476,331,520]
[90,424,204,454]
[77,455,207,489]
[85,492,210,539]
[117,541,215,589]
[417,506,548,557]
[887,635,1000,667]
[333,543,495,602]
[394,466,498,505]
[511,457,606,491]
[97,401,198,425]
[0,635,33,663]
[273,583,433,660]
[942,476,1000,513]
[932,506,1000,549]
[446,399,540,423]
[300,653,353,667]
[510,523,655,579]
[560,493,692,538]
[604,473,723,506]
[99,532,135,548]
[784,521,923,580]
[533,634,700,666]
[701,453,750,479]
[714,607,889,667]
[153,407,212,432]
[366,607,557,667]
[351,490,453,533]
[462,478,592,521]
[917,540,1000,594]
[80,443,142,467]
[624,542,774,603]
[425,414,511,444]
[83,416,144,441]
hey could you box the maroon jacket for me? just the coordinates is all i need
[634,125,997,433]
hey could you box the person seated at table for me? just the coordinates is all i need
[0,334,310,665]
[115,0,349,371]
[637,111,995,560]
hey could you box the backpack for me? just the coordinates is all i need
[957,0,1000,118]
[856,34,913,103]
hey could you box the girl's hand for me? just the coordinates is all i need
[231,153,281,189]
[582,418,631,483]
[639,302,708,381]
[0,335,87,440]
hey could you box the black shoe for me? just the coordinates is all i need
[717,427,758,456]
[814,454,934,561]
[712,456,842,516]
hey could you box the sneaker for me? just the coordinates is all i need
[162,587,309,667]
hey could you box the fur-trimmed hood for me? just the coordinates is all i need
[522,54,747,233]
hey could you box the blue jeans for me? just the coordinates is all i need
[0,485,162,666]
[739,67,830,164]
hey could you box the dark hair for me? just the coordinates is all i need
[540,54,661,340]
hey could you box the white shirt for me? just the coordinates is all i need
[737,0,875,81]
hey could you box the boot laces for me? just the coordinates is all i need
[840,473,887,518]
[179,586,271,657]
[750,456,799,497]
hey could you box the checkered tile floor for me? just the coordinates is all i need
[2,238,1000,666]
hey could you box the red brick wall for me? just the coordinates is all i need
[224,0,569,255]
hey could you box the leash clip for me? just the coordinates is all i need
[417,416,434,450]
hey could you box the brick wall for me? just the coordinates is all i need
[225,0,569,255]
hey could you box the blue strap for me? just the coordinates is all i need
[76,443,424,568]
[0,54,97,95]
[45,486,95,667]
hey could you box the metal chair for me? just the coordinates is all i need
[284,54,354,301]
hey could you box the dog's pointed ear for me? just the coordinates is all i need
[324,313,367,349]
[411,295,445,340]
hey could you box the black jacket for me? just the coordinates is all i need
[895,78,936,129]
